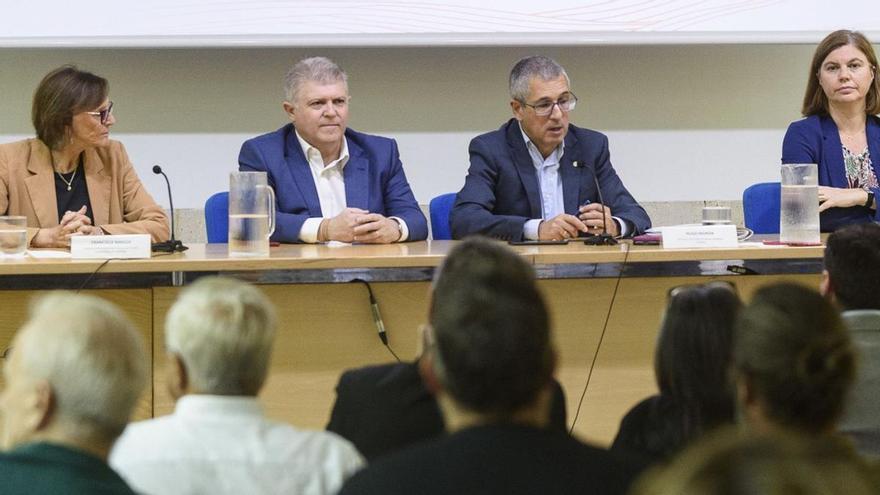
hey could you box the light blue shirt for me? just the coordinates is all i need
[520,125,565,240]
[519,124,627,239]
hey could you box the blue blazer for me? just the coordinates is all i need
[239,124,427,243]
[782,114,880,231]
[450,119,651,240]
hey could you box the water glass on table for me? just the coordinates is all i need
[0,216,27,258]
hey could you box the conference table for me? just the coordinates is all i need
[0,239,823,446]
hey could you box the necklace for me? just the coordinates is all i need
[57,168,76,191]
[50,151,77,191]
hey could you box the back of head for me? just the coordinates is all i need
[284,56,348,102]
[655,283,742,437]
[165,277,276,396]
[824,223,880,310]
[32,65,109,150]
[633,427,880,495]
[508,55,570,102]
[802,29,880,116]
[429,238,553,418]
[15,292,147,442]
[734,283,855,434]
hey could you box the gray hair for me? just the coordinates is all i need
[16,293,148,440]
[283,56,348,103]
[509,56,570,102]
[165,277,276,396]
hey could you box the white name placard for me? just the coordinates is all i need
[70,235,152,259]
[661,224,738,249]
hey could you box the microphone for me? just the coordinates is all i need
[151,165,188,253]
[582,164,618,246]
[352,278,400,362]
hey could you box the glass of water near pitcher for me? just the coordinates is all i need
[780,163,820,245]
[228,172,276,257]
[0,216,27,258]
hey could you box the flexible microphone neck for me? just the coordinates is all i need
[584,165,618,246]
[151,165,188,253]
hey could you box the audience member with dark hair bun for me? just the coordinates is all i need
[612,281,742,463]
[734,282,856,435]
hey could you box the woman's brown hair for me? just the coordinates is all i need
[802,30,880,116]
[32,65,108,150]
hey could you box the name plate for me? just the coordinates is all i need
[661,224,738,249]
[70,235,152,259]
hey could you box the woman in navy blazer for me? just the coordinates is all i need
[782,30,880,231]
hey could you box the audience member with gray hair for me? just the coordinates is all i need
[110,276,363,495]
[0,293,147,495]
[239,56,427,244]
[451,55,650,241]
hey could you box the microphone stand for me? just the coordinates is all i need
[151,165,188,253]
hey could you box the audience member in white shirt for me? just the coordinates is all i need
[110,277,364,495]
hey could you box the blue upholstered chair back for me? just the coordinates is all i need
[429,193,457,240]
[204,191,229,243]
[743,182,781,234]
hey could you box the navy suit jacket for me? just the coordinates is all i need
[239,124,428,243]
[450,119,650,240]
[782,114,880,231]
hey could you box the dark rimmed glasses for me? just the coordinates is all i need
[85,101,114,125]
[519,93,578,116]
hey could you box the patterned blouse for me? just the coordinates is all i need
[842,145,879,190]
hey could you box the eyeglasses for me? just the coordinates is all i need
[668,280,737,301]
[519,93,578,116]
[85,101,114,125]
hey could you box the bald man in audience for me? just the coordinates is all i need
[821,223,880,456]
[0,293,147,495]
[339,239,642,495]
[110,277,363,495]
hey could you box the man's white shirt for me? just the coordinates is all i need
[110,395,364,495]
[295,131,409,243]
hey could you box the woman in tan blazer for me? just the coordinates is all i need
[0,65,169,247]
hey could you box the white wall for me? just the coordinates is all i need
[0,43,846,208]
[4,1,878,46]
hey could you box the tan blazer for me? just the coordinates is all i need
[0,138,170,244]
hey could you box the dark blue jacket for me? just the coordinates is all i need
[782,114,880,231]
[450,119,650,240]
[239,124,427,243]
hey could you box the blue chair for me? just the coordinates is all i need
[429,193,457,240]
[742,182,781,234]
[204,191,229,243]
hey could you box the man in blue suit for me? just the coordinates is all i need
[239,57,427,244]
[450,56,650,241]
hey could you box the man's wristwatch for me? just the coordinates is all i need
[390,218,403,242]
[865,191,875,208]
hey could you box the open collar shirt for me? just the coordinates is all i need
[110,395,364,495]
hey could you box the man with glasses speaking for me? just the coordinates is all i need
[239,57,427,244]
[450,56,650,242]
